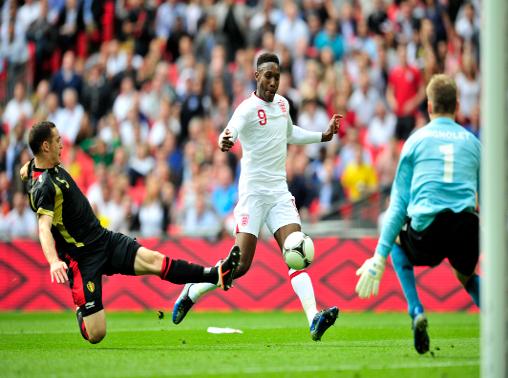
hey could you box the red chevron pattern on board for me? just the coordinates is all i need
[0,238,477,312]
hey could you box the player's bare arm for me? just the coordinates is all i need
[219,128,235,152]
[20,161,30,182]
[38,214,69,284]
[321,114,342,142]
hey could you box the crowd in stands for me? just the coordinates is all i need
[0,0,482,240]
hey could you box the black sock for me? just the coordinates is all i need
[76,308,89,341]
[161,258,218,284]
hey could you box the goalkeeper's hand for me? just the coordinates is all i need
[355,253,386,299]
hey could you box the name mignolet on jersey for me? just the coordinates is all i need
[27,161,106,258]
[226,93,295,196]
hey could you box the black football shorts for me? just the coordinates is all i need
[65,230,141,316]
[399,210,479,276]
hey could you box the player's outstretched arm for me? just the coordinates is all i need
[38,214,69,284]
[355,252,386,299]
[19,161,30,182]
[321,114,342,142]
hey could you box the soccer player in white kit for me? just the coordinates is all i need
[173,52,341,341]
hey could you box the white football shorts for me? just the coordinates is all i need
[233,191,301,237]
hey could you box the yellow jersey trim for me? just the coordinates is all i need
[37,208,54,217]
[52,181,84,248]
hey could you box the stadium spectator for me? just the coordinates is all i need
[26,0,58,85]
[275,2,309,52]
[338,2,355,46]
[367,0,389,35]
[81,64,112,126]
[375,138,400,194]
[6,122,28,182]
[50,51,83,104]
[100,177,131,234]
[348,72,381,128]
[423,0,449,44]
[351,19,377,61]
[210,164,237,221]
[366,101,397,148]
[462,103,480,138]
[120,106,150,154]
[287,146,316,215]
[194,13,224,63]
[341,143,378,203]
[138,174,164,238]
[336,128,371,176]
[248,0,282,47]
[455,53,481,123]
[179,80,206,145]
[53,87,84,144]
[128,143,154,186]
[356,74,481,355]
[0,191,37,239]
[116,0,154,57]
[164,15,190,63]
[2,82,33,132]
[172,52,340,342]
[386,42,425,140]
[44,92,60,126]
[31,80,51,123]
[214,0,248,63]
[181,190,221,238]
[20,120,241,344]
[314,18,345,62]
[298,97,331,161]
[16,0,41,34]
[113,76,137,122]
[55,0,83,53]
[154,0,187,42]
[315,156,344,217]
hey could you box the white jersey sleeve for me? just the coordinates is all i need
[223,105,245,142]
[288,125,323,144]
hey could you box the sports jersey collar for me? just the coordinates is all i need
[430,117,456,126]
[32,165,59,173]
[252,91,274,104]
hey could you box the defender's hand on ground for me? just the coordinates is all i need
[50,260,69,284]
[355,253,386,299]
[321,114,342,142]
[218,129,235,152]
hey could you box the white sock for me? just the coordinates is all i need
[188,282,217,302]
[289,269,318,326]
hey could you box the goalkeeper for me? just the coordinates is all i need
[355,74,481,354]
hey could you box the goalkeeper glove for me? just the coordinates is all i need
[355,252,386,299]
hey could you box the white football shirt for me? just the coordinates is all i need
[225,93,295,196]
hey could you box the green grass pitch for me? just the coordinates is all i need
[0,311,478,377]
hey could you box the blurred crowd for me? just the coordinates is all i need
[0,0,482,240]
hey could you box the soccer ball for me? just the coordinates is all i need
[283,231,315,270]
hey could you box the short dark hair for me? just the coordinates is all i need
[426,74,457,114]
[28,121,56,155]
[256,52,279,69]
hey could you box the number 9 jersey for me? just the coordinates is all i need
[376,117,481,257]
[224,92,296,197]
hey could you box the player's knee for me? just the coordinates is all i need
[83,318,107,344]
[134,247,165,274]
[151,251,165,267]
[234,261,251,278]
[87,328,106,344]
